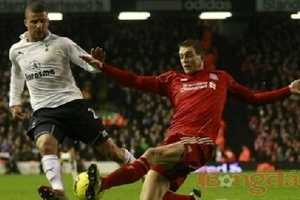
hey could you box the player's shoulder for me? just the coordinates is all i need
[10,38,26,50]
[206,69,230,78]
[160,70,180,78]
[49,34,74,43]
[157,70,178,82]
[207,69,228,75]
[204,70,234,84]
[10,31,32,49]
[164,70,178,75]
[9,39,26,58]
[9,41,21,51]
[46,34,77,51]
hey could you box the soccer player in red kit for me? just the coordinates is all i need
[80,39,300,200]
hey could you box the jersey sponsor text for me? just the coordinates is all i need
[25,69,55,81]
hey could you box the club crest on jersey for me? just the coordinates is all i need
[25,60,55,81]
[209,73,218,81]
[29,60,41,71]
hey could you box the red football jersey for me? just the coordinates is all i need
[102,63,291,143]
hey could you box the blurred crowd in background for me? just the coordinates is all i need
[0,14,300,173]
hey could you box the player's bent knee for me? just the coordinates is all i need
[143,147,155,158]
[143,147,162,164]
[36,134,59,155]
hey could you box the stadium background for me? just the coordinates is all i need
[1,0,300,174]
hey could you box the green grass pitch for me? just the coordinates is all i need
[1,171,300,200]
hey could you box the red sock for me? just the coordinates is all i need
[163,191,193,200]
[100,157,149,191]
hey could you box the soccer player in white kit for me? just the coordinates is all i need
[8,1,135,200]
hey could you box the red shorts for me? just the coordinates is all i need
[151,133,214,182]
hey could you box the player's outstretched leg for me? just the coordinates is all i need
[85,164,104,200]
[38,185,69,200]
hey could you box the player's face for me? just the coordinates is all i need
[24,12,49,42]
[179,46,203,75]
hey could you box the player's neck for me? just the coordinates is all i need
[26,30,49,42]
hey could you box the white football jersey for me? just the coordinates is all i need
[9,31,100,111]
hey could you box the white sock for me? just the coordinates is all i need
[71,160,78,180]
[41,155,64,190]
[71,160,77,172]
[123,149,136,164]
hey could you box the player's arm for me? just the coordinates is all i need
[64,38,101,73]
[227,74,298,106]
[80,47,169,96]
[9,48,26,121]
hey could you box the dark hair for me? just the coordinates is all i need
[179,39,205,56]
[25,1,48,18]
